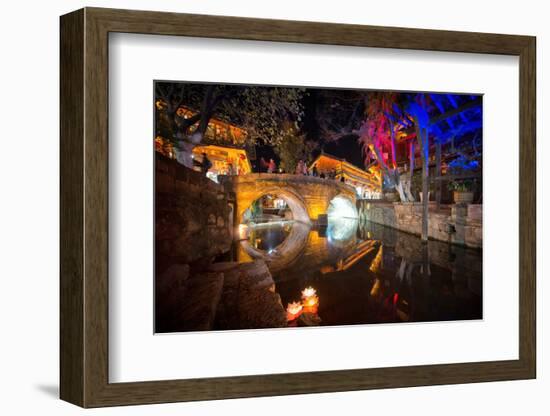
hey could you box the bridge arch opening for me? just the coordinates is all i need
[327,195,358,220]
[241,189,310,225]
[324,195,359,242]
[238,190,311,264]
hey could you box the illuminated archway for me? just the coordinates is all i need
[240,187,311,225]
[327,194,359,220]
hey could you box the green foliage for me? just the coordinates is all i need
[273,130,318,173]
[448,179,474,192]
[411,170,435,195]
[155,83,305,147]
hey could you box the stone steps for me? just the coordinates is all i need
[156,260,288,332]
[209,260,288,330]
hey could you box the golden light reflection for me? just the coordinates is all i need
[369,245,383,274]
[370,278,381,297]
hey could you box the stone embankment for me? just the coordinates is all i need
[357,200,482,249]
[155,260,287,332]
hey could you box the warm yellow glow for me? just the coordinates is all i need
[175,106,248,145]
[193,144,252,175]
[320,265,336,274]
[370,278,381,297]
[303,295,319,307]
[301,287,317,299]
[309,154,382,193]
[237,224,249,240]
[369,245,383,274]
[286,301,303,321]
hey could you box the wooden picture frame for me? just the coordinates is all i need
[60,7,536,408]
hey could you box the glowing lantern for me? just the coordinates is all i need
[301,287,317,299]
[301,286,319,313]
[286,301,303,321]
[303,295,319,308]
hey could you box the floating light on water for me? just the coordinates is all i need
[303,294,319,311]
[304,295,319,307]
[301,286,319,314]
[301,287,317,299]
[286,301,303,321]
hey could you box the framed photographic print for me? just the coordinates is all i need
[60,7,536,407]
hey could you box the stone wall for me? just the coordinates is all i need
[155,154,234,273]
[357,200,482,249]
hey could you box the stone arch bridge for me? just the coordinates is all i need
[221,173,358,225]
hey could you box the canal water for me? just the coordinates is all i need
[239,218,482,326]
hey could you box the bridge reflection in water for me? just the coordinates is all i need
[236,218,482,326]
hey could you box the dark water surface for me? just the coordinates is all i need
[239,218,482,326]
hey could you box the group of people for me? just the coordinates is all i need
[258,157,345,182]
[259,157,280,173]
[194,152,344,185]
[195,152,245,177]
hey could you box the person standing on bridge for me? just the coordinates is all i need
[201,152,212,175]
[295,159,305,175]
[267,158,277,173]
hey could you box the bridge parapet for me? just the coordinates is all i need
[221,173,357,224]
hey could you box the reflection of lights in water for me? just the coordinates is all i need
[369,245,383,273]
[327,196,358,219]
[326,218,358,241]
[370,278,381,297]
[244,221,293,253]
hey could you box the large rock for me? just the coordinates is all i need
[238,289,288,329]
[213,260,287,330]
[174,272,225,331]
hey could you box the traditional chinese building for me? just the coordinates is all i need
[192,144,252,181]
[309,153,382,199]
[155,104,253,181]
